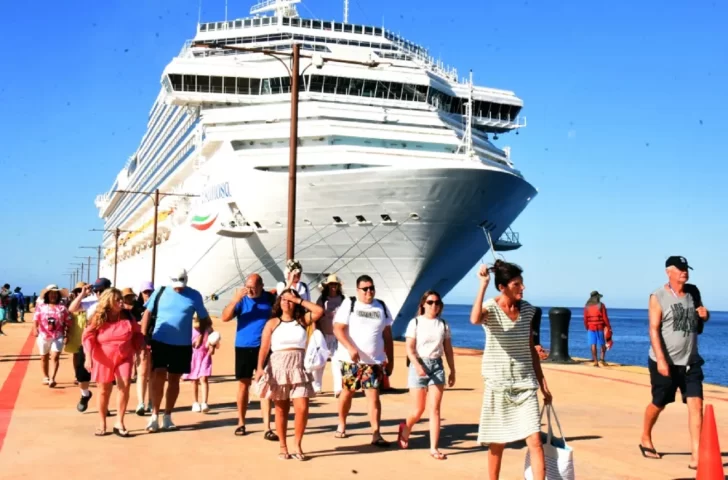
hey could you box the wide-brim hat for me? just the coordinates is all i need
[73,282,87,293]
[121,287,136,298]
[319,273,342,291]
[40,284,69,301]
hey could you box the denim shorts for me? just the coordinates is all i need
[408,357,446,388]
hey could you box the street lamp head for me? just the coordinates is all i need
[312,53,325,69]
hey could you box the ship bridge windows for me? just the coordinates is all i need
[166,71,521,125]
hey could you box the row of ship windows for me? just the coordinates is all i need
[166,74,522,120]
[198,17,424,56]
[108,131,196,230]
[196,32,405,53]
[227,214,413,231]
[136,113,194,179]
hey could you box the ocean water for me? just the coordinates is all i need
[440,305,728,387]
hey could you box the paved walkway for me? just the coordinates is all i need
[1,314,726,479]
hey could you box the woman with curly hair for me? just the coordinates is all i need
[82,288,144,437]
[255,289,324,460]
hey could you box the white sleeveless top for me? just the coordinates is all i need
[271,319,308,351]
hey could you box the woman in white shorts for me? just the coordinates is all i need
[397,290,456,460]
[33,285,71,387]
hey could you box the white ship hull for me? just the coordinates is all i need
[101,148,535,337]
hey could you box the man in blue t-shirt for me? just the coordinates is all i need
[142,268,209,432]
[221,273,276,439]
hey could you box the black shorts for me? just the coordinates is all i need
[73,350,91,383]
[648,358,704,407]
[235,346,265,380]
[150,340,193,375]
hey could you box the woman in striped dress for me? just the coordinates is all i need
[470,261,552,480]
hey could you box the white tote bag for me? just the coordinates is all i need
[304,329,330,372]
[524,404,575,480]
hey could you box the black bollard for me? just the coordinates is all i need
[531,307,542,347]
[546,307,575,363]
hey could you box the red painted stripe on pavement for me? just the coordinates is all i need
[550,367,728,403]
[0,330,36,453]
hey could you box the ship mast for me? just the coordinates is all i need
[344,0,349,23]
[250,0,300,18]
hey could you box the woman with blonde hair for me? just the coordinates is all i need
[255,289,324,460]
[82,288,144,437]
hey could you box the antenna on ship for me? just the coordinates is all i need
[197,0,203,27]
[456,70,475,158]
[344,0,349,23]
[225,0,228,21]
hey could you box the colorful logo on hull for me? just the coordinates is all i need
[191,214,218,231]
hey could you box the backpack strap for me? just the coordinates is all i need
[349,296,357,314]
[376,299,391,320]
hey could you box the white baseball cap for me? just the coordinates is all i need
[169,268,188,289]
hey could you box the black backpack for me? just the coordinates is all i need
[406,316,448,367]
[144,286,166,344]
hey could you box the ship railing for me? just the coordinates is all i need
[472,114,527,130]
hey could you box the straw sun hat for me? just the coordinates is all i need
[40,284,69,302]
[318,273,343,291]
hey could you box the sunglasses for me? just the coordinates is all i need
[425,300,443,306]
[358,286,375,292]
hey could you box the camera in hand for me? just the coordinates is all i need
[47,317,57,331]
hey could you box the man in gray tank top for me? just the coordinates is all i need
[639,256,710,470]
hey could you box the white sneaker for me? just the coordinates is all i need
[146,415,160,433]
[191,402,201,413]
[135,403,146,416]
[162,415,177,430]
[201,403,210,413]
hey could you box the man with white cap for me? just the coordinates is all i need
[141,268,209,432]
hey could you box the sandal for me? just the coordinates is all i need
[48,380,57,388]
[278,448,290,460]
[113,426,130,437]
[94,428,107,437]
[430,450,447,460]
[291,452,308,461]
[234,425,247,436]
[397,422,409,449]
[264,430,279,441]
[638,444,661,459]
[334,430,348,439]
[42,377,50,385]
[371,436,391,448]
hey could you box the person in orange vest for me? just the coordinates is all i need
[583,290,612,367]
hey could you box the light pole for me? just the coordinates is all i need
[69,263,84,286]
[74,256,94,284]
[90,228,132,286]
[64,273,74,290]
[191,42,379,261]
[79,246,102,279]
[113,189,199,284]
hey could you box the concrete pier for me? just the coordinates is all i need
[1,314,726,479]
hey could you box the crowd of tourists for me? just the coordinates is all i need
[6,253,710,478]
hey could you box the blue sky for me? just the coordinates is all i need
[1,0,726,309]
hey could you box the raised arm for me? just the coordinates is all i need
[221,288,246,322]
[68,285,92,313]
[297,296,324,326]
[470,264,491,325]
[648,294,668,376]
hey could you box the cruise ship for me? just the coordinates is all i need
[94,0,537,337]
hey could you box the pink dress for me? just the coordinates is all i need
[82,312,143,384]
[183,329,212,381]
